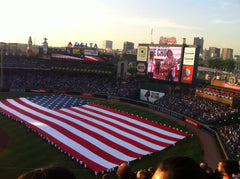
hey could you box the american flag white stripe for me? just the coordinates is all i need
[3,99,142,162]
[60,107,168,150]
[59,106,176,148]
[84,103,187,138]
[84,104,185,139]
[20,99,158,158]
[20,98,158,154]
[0,97,190,173]
[57,108,155,154]
[76,104,185,142]
[6,99,137,161]
[55,108,161,154]
[67,106,180,143]
[0,100,118,171]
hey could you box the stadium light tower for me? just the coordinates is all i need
[151,28,153,44]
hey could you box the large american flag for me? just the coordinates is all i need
[0,94,190,173]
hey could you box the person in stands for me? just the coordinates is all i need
[217,159,235,179]
[18,165,76,179]
[102,173,111,179]
[116,163,133,179]
[152,156,206,179]
[147,166,156,177]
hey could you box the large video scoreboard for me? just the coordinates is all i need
[136,44,199,84]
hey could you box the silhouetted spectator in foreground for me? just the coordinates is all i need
[102,173,111,179]
[147,166,156,177]
[117,163,133,179]
[138,169,152,179]
[218,159,236,179]
[200,162,213,174]
[18,165,76,179]
[232,160,240,178]
[152,156,206,179]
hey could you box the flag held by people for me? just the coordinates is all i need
[0,94,190,173]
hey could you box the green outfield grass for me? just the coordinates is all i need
[0,93,202,179]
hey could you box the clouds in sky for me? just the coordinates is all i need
[124,17,202,30]
[214,19,240,25]
[0,0,239,53]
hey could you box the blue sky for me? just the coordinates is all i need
[1,0,240,55]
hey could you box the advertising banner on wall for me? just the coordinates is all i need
[180,65,194,84]
[222,83,240,90]
[183,47,196,66]
[159,36,177,44]
[136,61,147,76]
[211,80,240,91]
[72,48,85,57]
[137,46,148,62]
[84,49,98,56]
[140,89,165,104]
[184,117,199,128]
[73,48,80,55]
[81,92,94,97]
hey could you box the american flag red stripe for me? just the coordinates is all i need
[0,97,190,173]
[55,108,159,154]
[58,107,172,148]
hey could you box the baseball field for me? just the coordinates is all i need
[0,92,202,179]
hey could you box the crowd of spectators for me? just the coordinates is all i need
[196,87,240,100]
[123,157,240,179]
[3,58,240,163]
[4,54,240,179]
[3,69,138,98]
[2,55,48,69]
[154,88,240,161]
[154,93,239,124]
[197,68,240,85]
[17,157,240,179]
[219,124,240,160]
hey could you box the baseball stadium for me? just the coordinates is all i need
[0,41,239,179]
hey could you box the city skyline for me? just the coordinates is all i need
[1,0,239,55]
